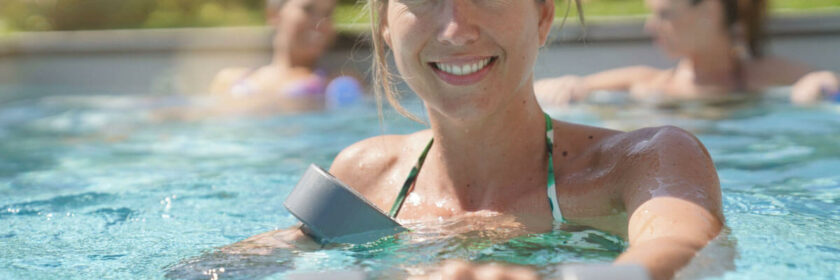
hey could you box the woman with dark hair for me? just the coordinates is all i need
[208,0,363,115]
[536,0,839,106]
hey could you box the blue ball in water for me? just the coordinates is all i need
[829,91,840,102]
[326,76,364,109]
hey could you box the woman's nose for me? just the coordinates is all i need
[437,0,479,46]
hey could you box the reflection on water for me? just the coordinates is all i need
[164,215,626,279]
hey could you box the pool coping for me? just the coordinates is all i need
[1,13,839,56]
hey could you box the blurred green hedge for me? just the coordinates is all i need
[2,0,839,34]
[0,0,359,33]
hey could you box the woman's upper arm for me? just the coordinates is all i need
[612,127,723,279]
[752,57,816,85]
[582,66,663,92]
[620,126,723,246]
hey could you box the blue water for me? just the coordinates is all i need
[1,89,839,279]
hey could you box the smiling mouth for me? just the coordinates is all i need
[430,57,497,76]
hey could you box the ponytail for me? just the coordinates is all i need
[739,0,767,58]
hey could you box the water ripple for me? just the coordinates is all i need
[0,192,115,219]
[87,207,136,227]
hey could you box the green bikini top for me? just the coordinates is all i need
[388,113,564,221]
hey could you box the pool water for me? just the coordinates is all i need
[1,89,839,279]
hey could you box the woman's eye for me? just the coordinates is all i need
[303,4,316,15]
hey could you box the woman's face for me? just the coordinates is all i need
[271,0,336,63]
[644,0,725,58]
[382,0,554,120]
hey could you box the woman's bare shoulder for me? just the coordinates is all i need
[329,130,433,194]
[598,125,708,158]
[209,67,252,94]
[558,122,711,176]
[551,120,622,151]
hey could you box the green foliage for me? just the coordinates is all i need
[555,0,647,18]
[772,0,840,10]
[0,0,266,32]
[0,0,839,33]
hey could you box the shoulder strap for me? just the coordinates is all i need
[544,113,564,221]
[388,113,562,221]
[389,139,434,218]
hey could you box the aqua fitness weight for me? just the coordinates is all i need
[284,164,406,244]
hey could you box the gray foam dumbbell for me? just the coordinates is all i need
[284,164,407,244]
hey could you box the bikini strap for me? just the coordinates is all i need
[545,114,564,221]
[388,113,562,221]
[389,138,434,218]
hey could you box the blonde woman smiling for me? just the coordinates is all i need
[233,1,723,279]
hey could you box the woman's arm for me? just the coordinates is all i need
[750,57,839,104]
[791,71,840,105]
[535,66,661,106]
[222,135,403,256]
[221,226,321,255]
[616,126,723,280]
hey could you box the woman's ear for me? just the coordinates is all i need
[381,17,393,48]
[537,0,556,47]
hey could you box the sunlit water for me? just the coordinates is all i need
[1,88,838,279]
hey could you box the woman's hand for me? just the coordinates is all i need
[535,76,589,106]
[222,226,320,255]
[791,71,840,105]
[413,260,652,280]
[413,260,539,280]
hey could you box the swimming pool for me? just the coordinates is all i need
[0,88,838,279]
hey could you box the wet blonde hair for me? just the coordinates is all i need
[366,0,582,122]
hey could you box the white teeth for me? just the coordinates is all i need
[435,58,492,76]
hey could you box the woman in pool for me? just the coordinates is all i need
[535,0,840,106]
[231,0,722,279]
[208,0,363,114]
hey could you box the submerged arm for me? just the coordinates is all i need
[616,127,723,280]
[223,136,399,254]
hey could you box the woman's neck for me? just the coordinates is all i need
[270,52,315,71]
[423,84,549,210]
[681,36,740,87]
[271,35,317,70]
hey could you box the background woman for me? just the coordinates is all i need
[208,0,363,115]
[536,0,839,106]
